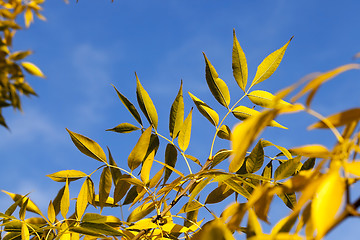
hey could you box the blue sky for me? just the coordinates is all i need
[1,0,360,239]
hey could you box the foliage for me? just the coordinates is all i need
[0,0,46,128]
[2,8,360,240]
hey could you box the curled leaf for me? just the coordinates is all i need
[188,92,219,126]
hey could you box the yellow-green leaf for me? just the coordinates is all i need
[261,140,292,159]
[48,200,55,224]
[205,184,233,204]
[128,126,152,171]
[203,53,230,107]
[232,29,248,92]
[178,108,193,152]
[247,90,291,108]
[66,129,107,163]
[114,175,131,203]
[107,147,122,185]
[99,167,112,210]
[189,178,211,203]
[106,123,140,133]
[76,179,89,220]
[217,125,231,140]
[61,179,70,219]
[127,202,155,223]
[188,92,219,126]
[246,140,264,173]
[178,200,203,214]
[127,218,157,230]
[212,149,232,168]
[21,62,45,78]
[164,143,178,184]
[2,191,42,216]
[247,208,262,238]
[251,37,292,88]
[230,110,277,172]
[140,148,155,184]
[232,106,287,129]
[198,219,235,240]
[274,157,301,181]
[47,170,87,182]
[309,108,360,129]
[9,50,32,61]
[290,144,330,158]
[112,85,142,126]
[136,73,158,129]
[149,167,164,189]
[21,222,29,240]
[169,80,184,139]
[312,170,345,238]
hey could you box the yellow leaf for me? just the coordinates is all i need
[247,90,291,108]
[127,126,152,171]
[198,219,235,240]
[217,125,231,140]
[247,208,262,238]
[312,170,345,239]
[2,190,43,216]
[250,37,293,88]
[344,161,360,177]
[309,108,360,129]
[99,167,112,210]
[47,170,87,182]
[24,8,33,28]
[140,149,155,184]
[178,108,193,151]
[169,80,184,139]
[290,144,330,158]
[21,222,29,240]
[76,179,89,220]
[21,62,45,78]
[127,202,155,223]
[61,179,70,219]
[188,92,219,126]
[48,200,55,224]
[127,218,157,230]
[232,29,248,92]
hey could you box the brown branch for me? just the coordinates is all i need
[131,158,213,240]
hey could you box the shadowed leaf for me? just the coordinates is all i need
[189,92,219,126]
[47,170,87,182]
[128,126,152,171]
[106,123,140,133]
[169,80,184,139]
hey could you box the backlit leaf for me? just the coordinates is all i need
[76,179,89,220]
[169,80,184,139]
[112,85,142,126]
[136,73,158,129]
[178,201,203,214]
[309,108,360,129]
[223,177,251,199]
[232,29,248,92]
[79,222,125,237]
[149,167,164,188]
[47,170,87,182]
[128,126,152,171]
[188,92,219,126]
[178,108,193,152]
[261,161,273,181]
[312,170,345,238]
[203,53,230,107]
[247,90,291,108]
[247,208,262,238]
[164,143,178,184]
[246,140,264,173]
[61,179,70,219]
[290,144,330,158]
[21,62,45,78]
[127,202,155,223]
[250,37,293,88]
[140,148,155,184]
[277,192,296,210]
[274,157,301,181]
[106,123,140,133]
[82,213,107,223]
[127,218,157,230]
[66,129,107,163]
[99,167,112,210]
[217,125,231,140]
[123,186,138,205]
[198,219,235,240]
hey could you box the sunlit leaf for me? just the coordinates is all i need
[343,161,360,177]
[312,170,345,238]
[178,201,203,214]
[106,123,140,133]
[203,53,230,107]
[261,161,273,180]
[250,37,293,88]
[2,191,42,216]
[47,170,87,182]
[21,61,45,78]
[112,85,142,126]
[232,29,248,92]
[246,140,264,173]
[189,178,211,203]
[247,208,262,238]
[76,180,89,220]
[21,222,29,240]
[188,92,219,126]
[197,219,235,240]
[212,149,232,168]
[127,218,157,230]
[99,167,112,210]
[128,126,152,171]
[261,139,292,159]
[82,213,107,223]
[247,90,291,108]
[164,143,178,184]
[290,144,330,158]
[185,154,202,166]
[169,80,184,139]
[48,200,55,224]
[136,73,158,129]
[107,147,122,185]
[66,129,107,163]
[178,108,193,152]
[127,202,155,223]
[223,177,251,199]
[274,157,301,181]
[61,179,70,219]
[217,125,231,140]
[140,148,155,184]
[149,167,164,188]
[309,108,360,129]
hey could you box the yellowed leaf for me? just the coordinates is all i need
[344,161,360,177]
[127,218,157,230]
[247,90,291,108]
[290,144,330,158]
[21,222,29,240]
[140,149,155,184]
[21,62,45,78]
[309,108,360,129]
[48,200,55,224]
[76,179,89,220]
[61,178,70,219]
[232,29,248,92]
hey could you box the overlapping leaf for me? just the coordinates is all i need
[274,157,301,181]
[178,108,193,152]
[169,80,184,139]
[128,126,152,171]
[246,140,264,173]
[99,167,112,210]
[247,90,291,108]
[188,92,219,126]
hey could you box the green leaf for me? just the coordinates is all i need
[188,92,219,126]
[112,85,142,126]
[164,143,178,184]
[47,170,87,182]
[250,37,293,88]
[274,157,301,181]
[203,53,230,107]
[66,129,107,163]
[60,179,70,219]
[99,167,112,210]
[217,125,231,140]
[212,149,232,168]
[128,126,152,171]
[169,80,184,139]
[223,177,251,199]
[246,140,264,173]
[178,108,193,152]
[136,73,158,129]
[232,29,248,92]
[106,123,140,133]
[127,202,155,223]
[247,90,291,108]
[76,179,89,220]
[232,106,287,129]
